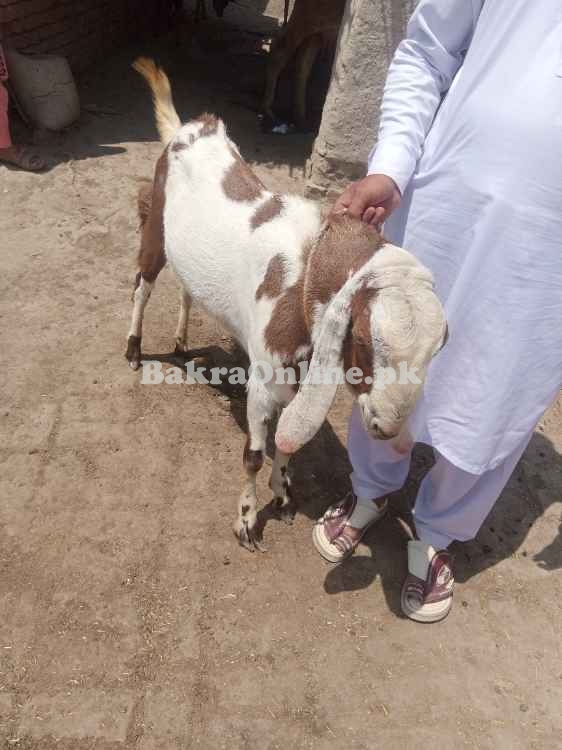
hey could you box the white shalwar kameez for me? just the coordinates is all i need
[349,0,562,549]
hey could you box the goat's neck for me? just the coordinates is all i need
[302,217,384,331]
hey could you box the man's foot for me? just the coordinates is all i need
[0,144,45,171]
[312,492,388,563]
[401,540,454,623]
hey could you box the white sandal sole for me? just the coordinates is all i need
[312,504,387,564]
[401,540,454,622]
[400,591,453,623]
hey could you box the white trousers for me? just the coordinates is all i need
[348,406,531,550]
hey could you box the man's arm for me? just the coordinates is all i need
[335,0,485,224]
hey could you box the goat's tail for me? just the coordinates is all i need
[133,57,181,145]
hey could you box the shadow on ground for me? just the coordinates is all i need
[144,341,562,620]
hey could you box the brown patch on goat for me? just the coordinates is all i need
[304,214,385,310]
[137,180,153,230]
[263,216,383,364]
[343,285,377,395]
[243,438,264,473]
[197,112,219,137]
[137,148,169,283]
[264,244,312,363]
[222,146,264,202]
[171,114,219,152]
[251,195,283,230]
[256,254,286,301]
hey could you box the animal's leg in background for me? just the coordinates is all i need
[126,274,154,370]
[270,447,295,524]
[0,82,12,149]
[283,0,290,26]
[263,30,295,122]
[234,376,275,551]
[294,34,322,130]
[174,288,192,354]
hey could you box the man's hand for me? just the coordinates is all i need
[332,174,401,227]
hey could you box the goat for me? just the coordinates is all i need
[263,0,346,129]
[126,58,448,552]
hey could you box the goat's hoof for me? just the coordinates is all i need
[174,339,188,355]
[279,507,296,525]
[234,518,267,553]
[274,497,296,525]
[126,335,142,370]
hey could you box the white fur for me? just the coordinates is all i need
[164,123,322,408]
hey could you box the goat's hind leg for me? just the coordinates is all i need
[126,177,166,370]
[174,288,192,354]
[126,273,154,370]
[234,376,276,552]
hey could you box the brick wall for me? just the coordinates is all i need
[0,0,140,71]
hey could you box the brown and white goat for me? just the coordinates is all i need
[126,58,447,551]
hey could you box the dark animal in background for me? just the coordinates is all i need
[263,0,346,130]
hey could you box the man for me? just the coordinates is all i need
[0,40,45,171]
[312,0,562,622]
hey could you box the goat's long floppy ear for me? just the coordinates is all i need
[275,276,363,455]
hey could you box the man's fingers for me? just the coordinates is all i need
[332,176,399,223]
[367,207,386,229]
[374,207,386,224]
[362,206,376,224]
[333,184,355,214]
[347,190,372,219]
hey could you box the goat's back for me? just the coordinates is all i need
[159,117,322,342]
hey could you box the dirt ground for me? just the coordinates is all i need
[1,10,561,750]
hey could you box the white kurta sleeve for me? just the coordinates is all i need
[368,0,485,193]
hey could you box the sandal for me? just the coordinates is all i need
[312,492,388,563]
[0,144,46,171]
[401,541,454,623]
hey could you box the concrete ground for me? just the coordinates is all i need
[1,13,561,750]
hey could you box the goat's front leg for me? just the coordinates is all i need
[234,377,275,552]
[174,288,191,354]
[270,447,295,524]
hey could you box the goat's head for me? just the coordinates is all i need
[275,243,448,454]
